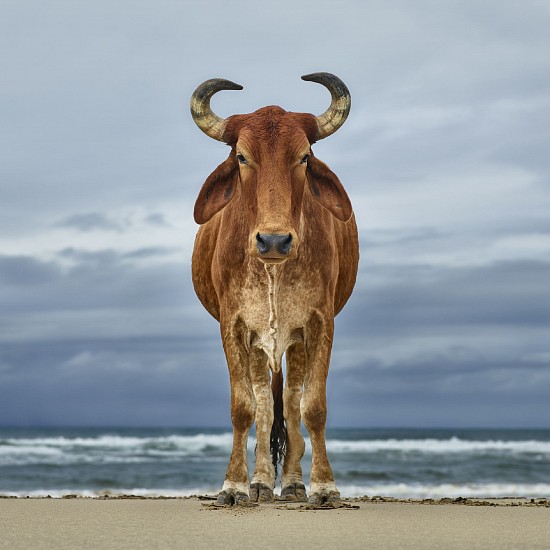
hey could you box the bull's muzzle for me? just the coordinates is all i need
[256,233,293,258]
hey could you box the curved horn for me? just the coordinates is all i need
[301,72,351,140]
[190,78,243,142]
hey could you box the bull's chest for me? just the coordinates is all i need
[238,264,310,372]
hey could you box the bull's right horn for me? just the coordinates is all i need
[190,78,243,142]
[301,72,351,140]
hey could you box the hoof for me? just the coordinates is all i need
[281,482,308,502]
[308,490,341,506]
[216,489,249,506]
[249,482,274,503]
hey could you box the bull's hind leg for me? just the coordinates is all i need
[217,319,255,505]
[281,342,307,501]
[301,313,340,505]
[249,347,275,502]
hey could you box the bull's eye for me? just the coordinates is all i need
[236,153,248,165]
[300,153,311,165]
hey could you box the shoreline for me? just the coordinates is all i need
[1,494,549,507]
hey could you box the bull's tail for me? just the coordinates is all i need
[270,369,287,478]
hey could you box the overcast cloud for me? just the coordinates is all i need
[1,0,549,427]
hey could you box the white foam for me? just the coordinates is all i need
[0,445,63,456]
[0,487,219,499]
[338,482,550,499]
[1,433,234,449]
[4,434,549,455]
[324,437,550,454]
[0,433,236,463]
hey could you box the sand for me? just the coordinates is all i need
[1,496,549,549]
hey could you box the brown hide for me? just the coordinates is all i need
[191,104,359,504]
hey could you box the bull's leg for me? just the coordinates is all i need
[301,314,340,505]
[249,347,275,502]
[217,319,256,505]
[281,342,307,501]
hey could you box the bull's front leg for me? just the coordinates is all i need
[217,318,256,505]
[249,347,275,502]
[301,312,340,505]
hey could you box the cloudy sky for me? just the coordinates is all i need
[1,0,549,428]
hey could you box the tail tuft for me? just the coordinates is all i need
[270,369,287,478]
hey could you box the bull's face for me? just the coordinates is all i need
[191,74,353,264]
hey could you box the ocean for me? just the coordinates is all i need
[1,427,549,499]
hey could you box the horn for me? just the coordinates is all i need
[190,78,243,142]
[301,72,351,140]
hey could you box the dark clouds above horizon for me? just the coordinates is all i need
[1,0,549,427]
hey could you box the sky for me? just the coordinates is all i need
[1,0,549,428]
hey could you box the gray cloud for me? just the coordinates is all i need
[0,337,229,427]
[0,250,196,320]
[0,256,59,286]
[55,212,123,232]
[144,213,171,227]
[350,259,550,330]
[365,227,449,248]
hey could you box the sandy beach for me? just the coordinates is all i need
[1,496,549,549]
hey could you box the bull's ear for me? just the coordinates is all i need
[306,155,352,222]
[194,154,238,224]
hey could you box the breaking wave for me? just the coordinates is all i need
[2,434,550,466]
[324,437,550,454]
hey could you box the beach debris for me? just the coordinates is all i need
[276,501,360,511]
[348,495,550,507]
[201,500,259,510]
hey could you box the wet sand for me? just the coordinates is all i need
[1,496,549,549]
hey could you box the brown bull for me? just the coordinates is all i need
[190,73,359,505]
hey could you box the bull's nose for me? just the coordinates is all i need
[256,233,293,255]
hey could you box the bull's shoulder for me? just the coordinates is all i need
[334,212,359,315]
[192,218,221,321]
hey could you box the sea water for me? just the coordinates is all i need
[1,427,549,499]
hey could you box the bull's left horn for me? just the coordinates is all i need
[190,78,243,142]
[301,72,351,140]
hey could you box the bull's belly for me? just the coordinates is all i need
[246,314,303,373]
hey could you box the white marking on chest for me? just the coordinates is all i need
[261,264,282,372]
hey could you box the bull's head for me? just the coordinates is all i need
[191,73,352,264]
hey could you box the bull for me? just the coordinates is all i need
[189,73,359,505]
